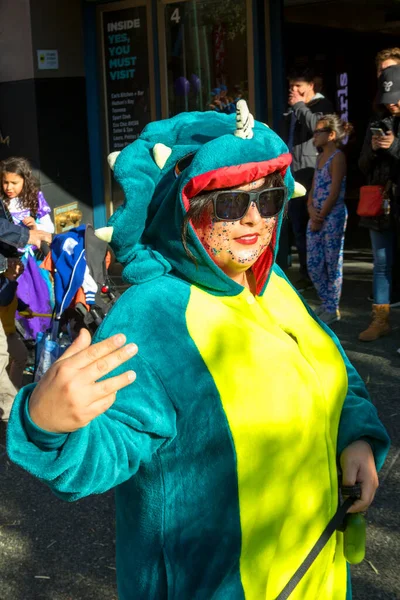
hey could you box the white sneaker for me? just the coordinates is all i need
[319,310,341,325]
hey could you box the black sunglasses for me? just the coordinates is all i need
[313,127,331,135]
[211,187,287,221]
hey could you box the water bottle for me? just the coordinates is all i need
[343,513,366,564]
[58,333,71,359]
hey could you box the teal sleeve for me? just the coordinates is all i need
[6,354,177,501]
[22,383,69,449]
[273,265,390,470]
[333,346,390,470]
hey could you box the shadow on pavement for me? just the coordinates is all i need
[0,423,117,600]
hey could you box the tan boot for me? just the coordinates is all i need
[358,304,390,342]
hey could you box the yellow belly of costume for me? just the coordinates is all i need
[186,271,348,600]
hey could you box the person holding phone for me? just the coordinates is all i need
[370,125,397,152]
[358,51,400,341]
[374,65,400,356]
[370,127,386,137]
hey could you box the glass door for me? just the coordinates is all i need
[158,0,254,118]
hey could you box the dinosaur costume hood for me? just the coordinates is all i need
[108,104,295,296]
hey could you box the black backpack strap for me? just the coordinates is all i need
[275,487,360,600]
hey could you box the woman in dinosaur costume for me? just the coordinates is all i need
[7,102,389,600]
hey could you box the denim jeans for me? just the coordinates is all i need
[370,228,395,305]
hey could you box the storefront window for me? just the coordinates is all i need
[164,0,248,116]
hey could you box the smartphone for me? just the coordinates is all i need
[370,127,386,137]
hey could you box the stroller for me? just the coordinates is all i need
[33,224,120,380]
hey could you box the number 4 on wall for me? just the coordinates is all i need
[170,8,181,23]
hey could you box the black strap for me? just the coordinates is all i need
[274,496,355,600]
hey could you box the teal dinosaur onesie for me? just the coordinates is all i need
[7,108,390,600]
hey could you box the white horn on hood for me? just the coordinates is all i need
[153,143,172,170]
[107,151,120,171]
[292,182,307,198]
[234,99,254,140]
[94,226,114,243]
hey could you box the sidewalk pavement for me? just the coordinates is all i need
[0,248,398,599]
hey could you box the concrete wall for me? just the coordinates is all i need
[0,0,93,225]
[0,0,34,83]
[30,0,86,79]
[0,0,39,165]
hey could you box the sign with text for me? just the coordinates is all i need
[336,72,349,145]
[54,202,82,234]
[37,50,59,70]
[102,6,151,153]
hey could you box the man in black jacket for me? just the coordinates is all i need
[357,65,400,343]
[282,68,333,290]
[0,217,51,421]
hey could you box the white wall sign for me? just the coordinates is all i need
[37,50,59,70]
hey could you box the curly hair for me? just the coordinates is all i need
[317,114,353,148]
[0,157,39,217]
[375,47,400,70]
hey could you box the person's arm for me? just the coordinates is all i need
[311,288,389,512]
[0,217,50,249]
[319,152,346,218]
[306,170,320,221]
[334,355,390,471]
[335,349,390,513]
[291,100,331,133]
[0,218,30,248]
[274,265,390,511]
[375,131,400,160]
[6,329,177,502]
[358,124,378,175]
[306,161,324,231]
[386,134,400,158]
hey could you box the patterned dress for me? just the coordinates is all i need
[306,150,347,313]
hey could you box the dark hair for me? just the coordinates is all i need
[0,157,39,217]
[182,171,285,262]
[287,67,315,84]
[317,114,353,148]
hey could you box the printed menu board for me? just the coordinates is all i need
[102,6,151,152]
